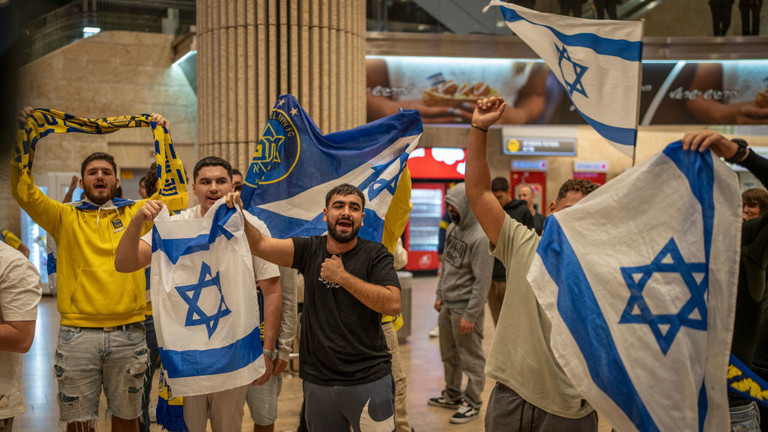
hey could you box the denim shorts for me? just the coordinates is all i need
[246,373,283,425]
[731,402,760,432]
[54,324,148,423]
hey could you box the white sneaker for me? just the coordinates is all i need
[429,325,439,338]
[450,400,479,424]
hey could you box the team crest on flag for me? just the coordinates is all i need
[484,0,644,157]
[528,143,740,431]
[150,201,264,396]
[241,95,421,246]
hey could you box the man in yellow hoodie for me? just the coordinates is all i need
[11,108,172,432]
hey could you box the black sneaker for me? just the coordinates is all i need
[450,400,479,424]
[427,395,460,409]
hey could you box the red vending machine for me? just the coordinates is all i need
[509,159,548,212]
[405,147,466,271]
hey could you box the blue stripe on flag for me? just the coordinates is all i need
[152,205,237,264]
[538,217,660,432]
[499,7,642,62]
[576,109,637,147]
[662,142,715,263]
[159,324,262,378]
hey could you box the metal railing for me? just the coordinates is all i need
[19,0,195,65]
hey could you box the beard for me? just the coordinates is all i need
[327,217,360,243]
[83,183,118,205]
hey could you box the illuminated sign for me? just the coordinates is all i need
[502,136,576,156]
[407,147,466,179]
[574,161,608,172]
[511,160,548,171]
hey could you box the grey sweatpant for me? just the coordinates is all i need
[437,305,486,408]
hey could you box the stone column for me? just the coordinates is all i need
[197,0,366,171]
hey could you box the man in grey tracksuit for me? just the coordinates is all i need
[429,182,494,424]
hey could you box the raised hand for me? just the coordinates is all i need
[136,200,165,223]
[681,130,740,160]
[150,112,171,133]
[472,97,507,130]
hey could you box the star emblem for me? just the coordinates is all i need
[175,262,231,339]
[556,43,588,99]
[618,238,707,355]
[290,108,298,116]
[277,98,285,107]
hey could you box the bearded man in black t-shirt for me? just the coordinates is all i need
[226,183,402,432]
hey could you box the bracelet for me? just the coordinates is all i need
[471,123,488,133]
[726,138,748,164]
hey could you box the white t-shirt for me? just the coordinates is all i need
[141,205,280,281]
[0,242,42,419]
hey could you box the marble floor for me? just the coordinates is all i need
[12,275,612,431]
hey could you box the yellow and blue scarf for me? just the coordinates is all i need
[13,108,188,210]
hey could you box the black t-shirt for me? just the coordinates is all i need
[291,235,401,386]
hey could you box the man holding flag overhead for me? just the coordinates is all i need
[12,107,187,432]
[228,183,401,432]
[465,97,599,431]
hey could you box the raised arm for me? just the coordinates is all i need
[465,97,509,246]
[682,130,768,187]
[226,193,295,267]
[115,200,164,273]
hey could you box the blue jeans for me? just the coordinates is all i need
[54,324,148,423]
[140,316,160,432]
[731,402,760,432]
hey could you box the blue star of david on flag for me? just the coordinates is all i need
[175,261,232,339]
[619,238,708,355]
[556,43,588,99]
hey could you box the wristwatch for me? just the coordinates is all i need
[726,138,749,164]
[263,348,278,361]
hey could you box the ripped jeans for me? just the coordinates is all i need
[54,324,149,424]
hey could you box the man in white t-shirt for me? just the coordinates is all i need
[115,156,281,432]
[0,241,43,432]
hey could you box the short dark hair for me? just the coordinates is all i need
[743,188,768,215]
[491,177,510,193]
[80,152,117,177]
[325,184,366,208]
[116,186,124,198]
[144,162,159,196]
[555,179,599,204]
[193,156,232,181]
[232,168,243,178]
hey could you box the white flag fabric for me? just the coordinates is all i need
[528,143,740,431]
[484,1,643,157]
[150,201,264,396]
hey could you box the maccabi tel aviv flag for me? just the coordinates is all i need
[528,143,741,431]
[13,108,188,210]
[150,201,264,396]
[485,1,643,157]
[241,94,422,248]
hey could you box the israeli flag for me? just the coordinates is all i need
[528,143,740,431]
[241,94,422,241]
[150,201,264,396]
[485,1,643,157]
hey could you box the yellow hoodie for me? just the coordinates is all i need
[11,169,151,327]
